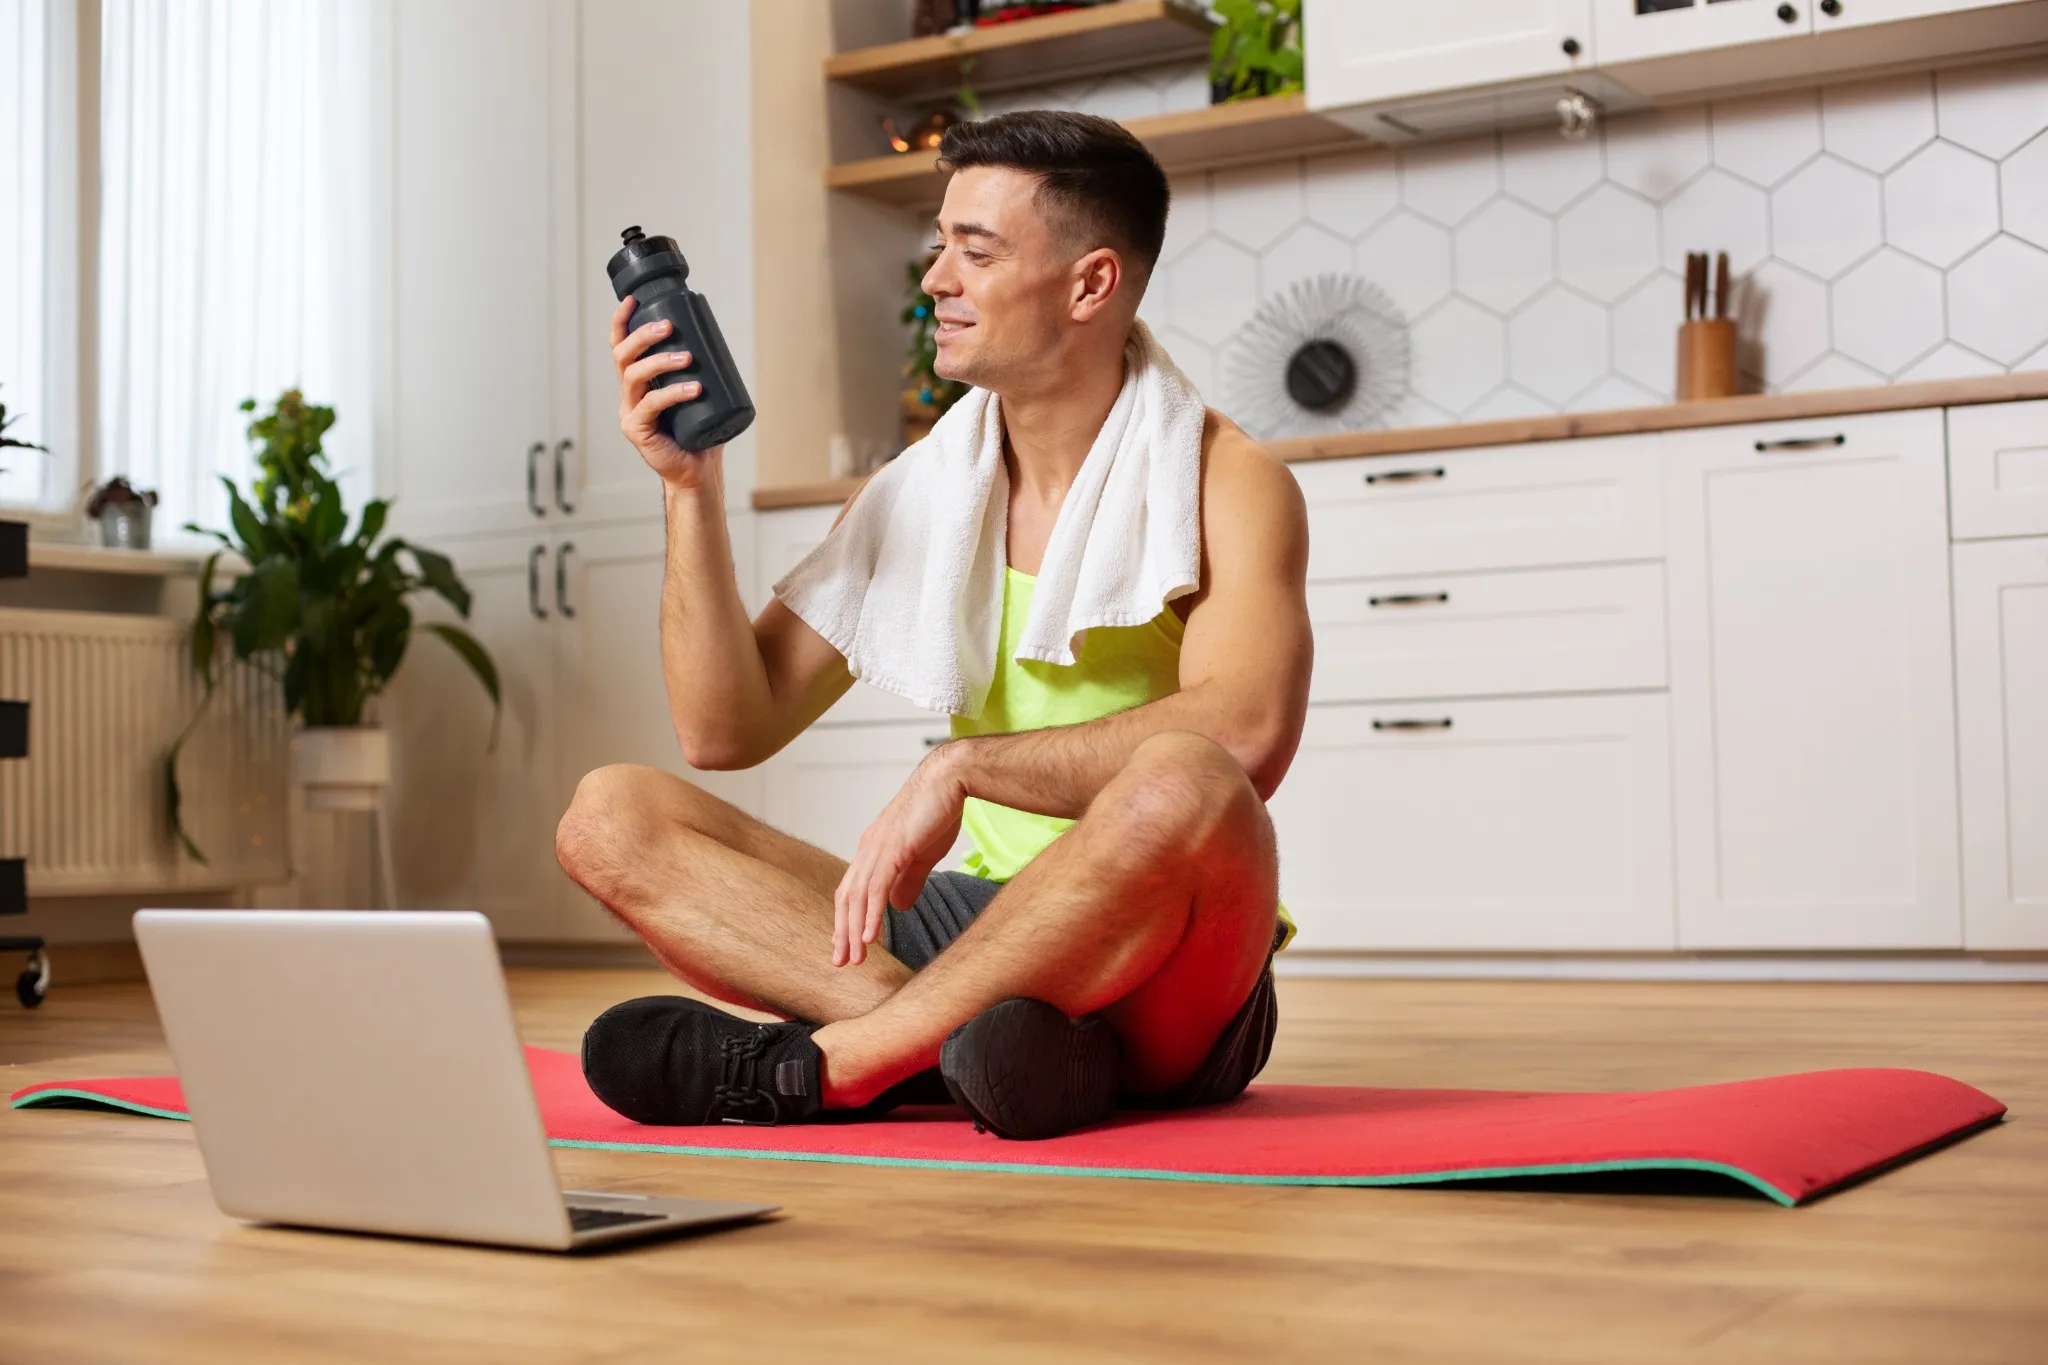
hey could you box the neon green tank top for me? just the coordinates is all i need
[950,565,1294,947]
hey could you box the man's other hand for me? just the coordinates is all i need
[833,748,968,967]
[611,295,722,487]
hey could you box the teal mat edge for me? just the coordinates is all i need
[8,1088,1801,1205]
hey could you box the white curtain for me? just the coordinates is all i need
[97,0,382,541]
[0,0,65,507]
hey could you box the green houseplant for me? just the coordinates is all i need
[0,385,47,476]
[168,389,499,862]
[1209,0,1304,104]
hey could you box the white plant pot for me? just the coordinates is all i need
[292,726,391,812]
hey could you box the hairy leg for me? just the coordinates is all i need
[555,764,913,1024]
[811,731,1279,1106]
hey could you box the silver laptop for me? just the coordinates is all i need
[134,908,778,1252]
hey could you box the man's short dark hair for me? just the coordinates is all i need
[937,110,1170,284]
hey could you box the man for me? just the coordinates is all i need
[556,111,1312,1140]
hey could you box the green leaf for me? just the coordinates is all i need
[189,551,222,684]
[221,476,273,559]
[407,545,471,618]
[231,559,300,656]
[364,599,413,686]
[419,622,502,750]
[353,499,389,547]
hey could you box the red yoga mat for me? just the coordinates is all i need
[11,1047,2003,1206]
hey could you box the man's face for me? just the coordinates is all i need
[921,166,1092,393]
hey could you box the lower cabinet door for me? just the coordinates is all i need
[1268,694,1676,951]
[1954,536,2048,948]
[761,723,973,870]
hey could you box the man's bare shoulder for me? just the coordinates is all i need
[1198,407,1308,538]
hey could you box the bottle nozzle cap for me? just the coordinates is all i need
[620,225,645,245]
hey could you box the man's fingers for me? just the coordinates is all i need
[831,873,851,966]
[630,380,701,429]
[622,350,692,387]
[608,295,635,348]
[612,317,672,370]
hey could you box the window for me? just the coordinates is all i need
[0,0,80,510]
[2,0,378,532]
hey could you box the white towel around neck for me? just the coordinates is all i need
[772,318,1205,718]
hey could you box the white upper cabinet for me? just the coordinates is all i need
[386,0,580,541]
[1305,1,1593,109]
[1816,0,2038,30]
[1952,536,2048,949]
[1663,410,1962,949]
[1594,0,1811,66]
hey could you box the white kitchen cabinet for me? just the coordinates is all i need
[1307,561,1668,703]
[1268,694,1676,951]
[1953,536,2048,949]
[1948,400,2048,541]
[384,533,569,939]
[762,722,970,870]
[384,514,760,942]
[551,518,762,941]
[1304,1,1593,109]
[1664,410,1962,949]
[1815,0,2036,30]
[1594,0,1811,65]
[386,0,580,542]
[1293,438,1664,583]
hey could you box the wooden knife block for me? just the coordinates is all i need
[1677,318,1738,401]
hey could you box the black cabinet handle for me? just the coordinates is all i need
[527,442,546,518]
[1777,2,1799,21]
[1372,718,1453,732]
[1364,466,1445,486]
[922,736,948,747]
[1561,35,1581,56]
[556,541,576,619]
[553,439,576,514]
[528,544,548,619]
[1368,592,1450,608]
[1754,433,1845,452]
[1819,0,1840,13]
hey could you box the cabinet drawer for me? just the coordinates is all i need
[1293,436,1664,581]
[1307,562,1667,703]
[1267,694,1675,951]
[1948,400,2048,540]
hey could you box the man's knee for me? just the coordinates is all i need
[555,764,675,893]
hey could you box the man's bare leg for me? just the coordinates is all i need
[554,764,912,1024]
[811,731,1279,1107]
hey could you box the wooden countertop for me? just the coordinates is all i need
[752,371,2048,511]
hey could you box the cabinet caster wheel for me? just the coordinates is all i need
[17,947,48,1008]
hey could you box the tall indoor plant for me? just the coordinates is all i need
[168,389,499,862]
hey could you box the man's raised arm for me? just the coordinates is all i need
[610,295,852,770]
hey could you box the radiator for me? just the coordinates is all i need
[0,607,290,895]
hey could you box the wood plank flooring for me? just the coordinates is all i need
[1,970,2042,1364]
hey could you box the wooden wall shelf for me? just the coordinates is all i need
[825,1,1213,100]
[827,93,1370,207]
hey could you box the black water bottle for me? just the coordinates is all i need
[606,226,755,452]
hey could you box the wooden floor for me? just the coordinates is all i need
[2,969,2043,1364]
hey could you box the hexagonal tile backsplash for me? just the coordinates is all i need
[983,54,2048,428]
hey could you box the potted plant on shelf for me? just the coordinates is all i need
[167,388,499,863]
[1209,0,1303,104]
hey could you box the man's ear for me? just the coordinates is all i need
[1070,247,1123,322]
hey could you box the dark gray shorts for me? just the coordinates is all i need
[885,870,1281,1109]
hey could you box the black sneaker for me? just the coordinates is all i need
[582,995,824,1126]
[938,997,1121,1140]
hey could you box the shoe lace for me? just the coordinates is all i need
[710,1028,782,1125]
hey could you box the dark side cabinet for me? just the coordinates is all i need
[0,518,44,1003]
